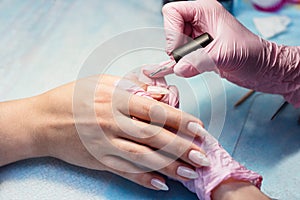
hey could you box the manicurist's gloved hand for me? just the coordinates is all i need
[0,74,210,191]
[161,0,300,107]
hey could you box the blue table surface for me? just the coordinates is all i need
[0,0,299,199]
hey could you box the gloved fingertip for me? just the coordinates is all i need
[142,68,153,76]
[173,62,201,78]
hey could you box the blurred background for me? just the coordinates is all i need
[0,0,299,199]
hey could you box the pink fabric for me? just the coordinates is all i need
[144,0,300,107]
[123,70,262,200]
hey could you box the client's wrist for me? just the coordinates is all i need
[0,95,48,166]
[211,178,270,200]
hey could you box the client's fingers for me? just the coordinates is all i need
[101,155,169,191]
[118,117,210,167]
[122,94,207,138]
[109,138,200,181]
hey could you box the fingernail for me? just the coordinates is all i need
[189,150,211,166]
[177,166,199,179]
[147,86,170,94]
[187,122,209,136]
[151,178,169,191]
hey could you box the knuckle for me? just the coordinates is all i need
[98,119,113,131]
[162,2,174,15]
[175,113,183,126]
[139,125,161,139]
[174,141,190,157]
[162,4,169,15]
[162,162,178,176]
[168,111,183,130]
[136,173,151,184]
[139,126,154,138]
[132,173,157,190]
[126,146,149,162]
[142,128,166,147]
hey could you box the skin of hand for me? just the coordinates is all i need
[161,0,300,107]
[0,74,210,191]
[212,178,271,200]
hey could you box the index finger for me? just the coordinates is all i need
[162,1,198,54]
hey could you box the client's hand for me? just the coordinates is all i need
[0,74,210,191]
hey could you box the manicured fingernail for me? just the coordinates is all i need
[189,150,211,166]
[177,166,199,179]
[147,86,170,94]
[187,122,209,136]
[151,178,169,191]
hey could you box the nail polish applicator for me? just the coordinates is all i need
[150,32,213,77]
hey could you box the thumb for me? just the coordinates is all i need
[173,48,218,78]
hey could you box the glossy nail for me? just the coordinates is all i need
[151,178,169,191]
[147,86,170,94]
[189,150,211,166]
[177,166,199,179]
[187,122,209,136]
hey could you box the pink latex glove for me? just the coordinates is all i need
[125,69,262,200]
[156,0,300,107]
[182,132,262,200]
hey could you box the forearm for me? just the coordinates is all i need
[221,40,300,107]
[273,45,300,107]
[0,97,46,166]
[257,42,300,106]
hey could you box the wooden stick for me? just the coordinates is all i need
[270,101,288,120]
[234,90,255,107]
